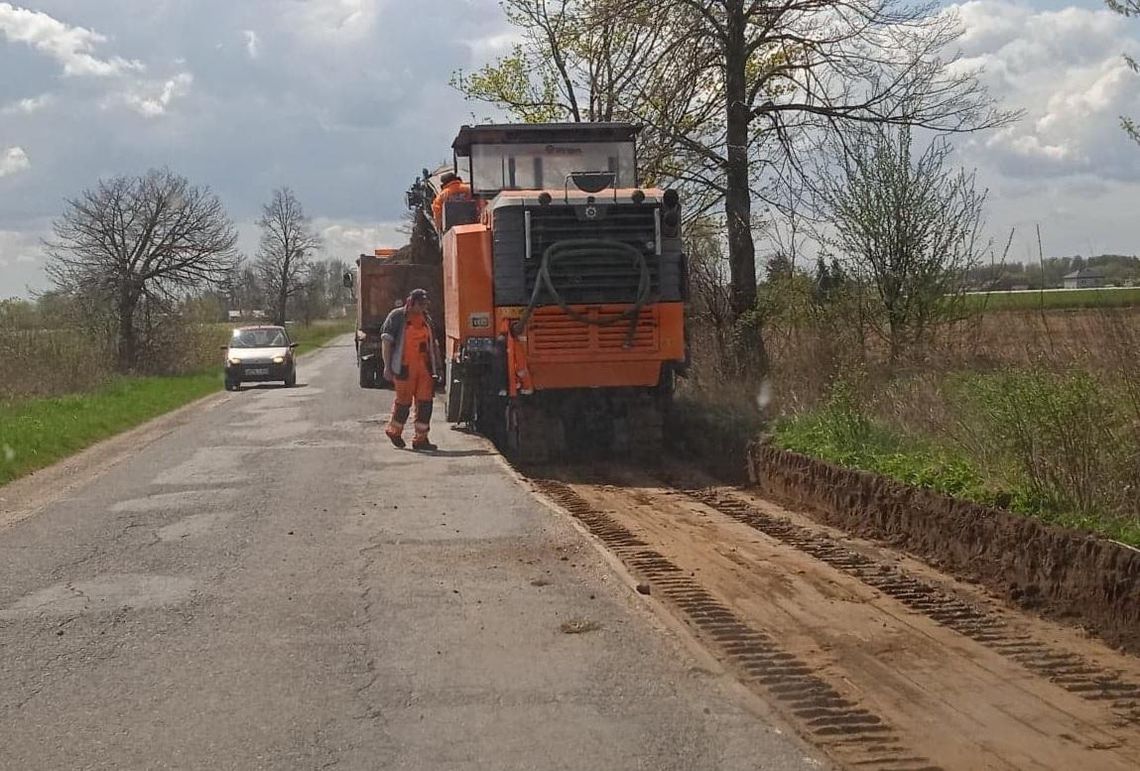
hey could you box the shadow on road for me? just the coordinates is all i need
[235,383,311,391]
[403,448,495,458]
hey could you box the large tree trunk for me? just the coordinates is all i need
[275,287,288,326]
[723,1,768,374]
[116,289,138,373]
[723,2,756,321]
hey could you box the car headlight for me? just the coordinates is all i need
[228,357,241,366]
[273,355,286,364]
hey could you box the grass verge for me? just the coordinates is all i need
[0,372,219,486]
[0,321,352,487]
[771,381,1140,547]
[290,319,353,356]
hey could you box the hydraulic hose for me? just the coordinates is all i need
[515,238,652,349]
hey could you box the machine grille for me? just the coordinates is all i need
[527,306,659,357]
[525,205,659,305]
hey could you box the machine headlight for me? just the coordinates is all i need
[273,355,286,364]
[228,357,241,366]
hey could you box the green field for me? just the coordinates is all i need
[0,320,352,487]
[963,286,1140,311]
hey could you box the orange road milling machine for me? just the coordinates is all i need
[414,122,689,461]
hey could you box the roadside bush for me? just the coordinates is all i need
[0,329,114,399]
[948,370,1140,530]
[774,379,991,502]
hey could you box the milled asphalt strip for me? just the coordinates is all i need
[0,335,351,531]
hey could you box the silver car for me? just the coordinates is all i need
[223,326,298,390]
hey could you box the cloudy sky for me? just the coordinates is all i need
[1,0,1138,297]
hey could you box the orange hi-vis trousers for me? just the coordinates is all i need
[386,359,434,443]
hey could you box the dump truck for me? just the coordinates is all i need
[346,248,442,389]
[416,122,688,460]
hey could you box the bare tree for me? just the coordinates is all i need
[624,0,1015,324]
[450,0,709,191]
[820,125,987,362]
[256,188,321,326]
[45,168,237,372]
[685,217,736,373]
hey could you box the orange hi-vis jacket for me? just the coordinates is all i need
[432,179,472,230]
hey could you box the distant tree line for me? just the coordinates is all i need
[20,169,355,374]
[967,255,1140,291]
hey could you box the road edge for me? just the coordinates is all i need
[0,335,349,530]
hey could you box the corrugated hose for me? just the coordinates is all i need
[514,238,652,349]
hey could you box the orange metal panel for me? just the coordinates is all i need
[444,224,494,355]
[531,360,663,389]
[493,302,684,390]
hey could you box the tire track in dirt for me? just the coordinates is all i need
[678,485,1140,728]
[531,477,940,771]
[527,465,1140,771]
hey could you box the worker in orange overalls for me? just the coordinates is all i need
[381,288,442,451]
[432,172,472,232]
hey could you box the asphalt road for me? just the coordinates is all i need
[0,338,824,770]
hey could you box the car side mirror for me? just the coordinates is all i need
[219,345,229,351]
[289,342,299,349]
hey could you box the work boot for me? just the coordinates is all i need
[386,430,406,449]
[412,437,438,452]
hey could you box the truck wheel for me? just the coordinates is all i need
[359,360,376,389]
[445,360,462,421]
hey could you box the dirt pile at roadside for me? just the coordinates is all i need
[748,442,1140,655]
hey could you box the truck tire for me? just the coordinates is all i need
[445,359,475,423]
[359,360,376,388]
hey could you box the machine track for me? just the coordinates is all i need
[525,464,1140,771]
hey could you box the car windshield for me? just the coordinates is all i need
[230,328,288,348]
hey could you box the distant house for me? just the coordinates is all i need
[227,309,268,321]
[1062,268,1106,290]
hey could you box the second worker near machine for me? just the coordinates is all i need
[381,288,443,451]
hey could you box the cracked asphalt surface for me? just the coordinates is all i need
[0,338,824,770]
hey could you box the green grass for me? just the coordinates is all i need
[772,407,994,505]
[0,373,220,486]
[289,319,354,355]
[772,383,1140,547]
[963,286,1140,312]
[0,320,353,487]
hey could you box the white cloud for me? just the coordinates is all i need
[0,2,143,77]
[289,0,385,43]
[939,1,1140,259]
[950,1,1140,180]
[243,29,260,59]
[0,147,30,178]
[314,218,406,259]
[465,30,523,60]
[121,72,194,118]
[0,225,48,297]
[2,93,54,115]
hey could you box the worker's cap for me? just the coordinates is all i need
[440,172,458,185]
[408,288,429,302]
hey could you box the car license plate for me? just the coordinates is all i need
[246,368,269,375]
